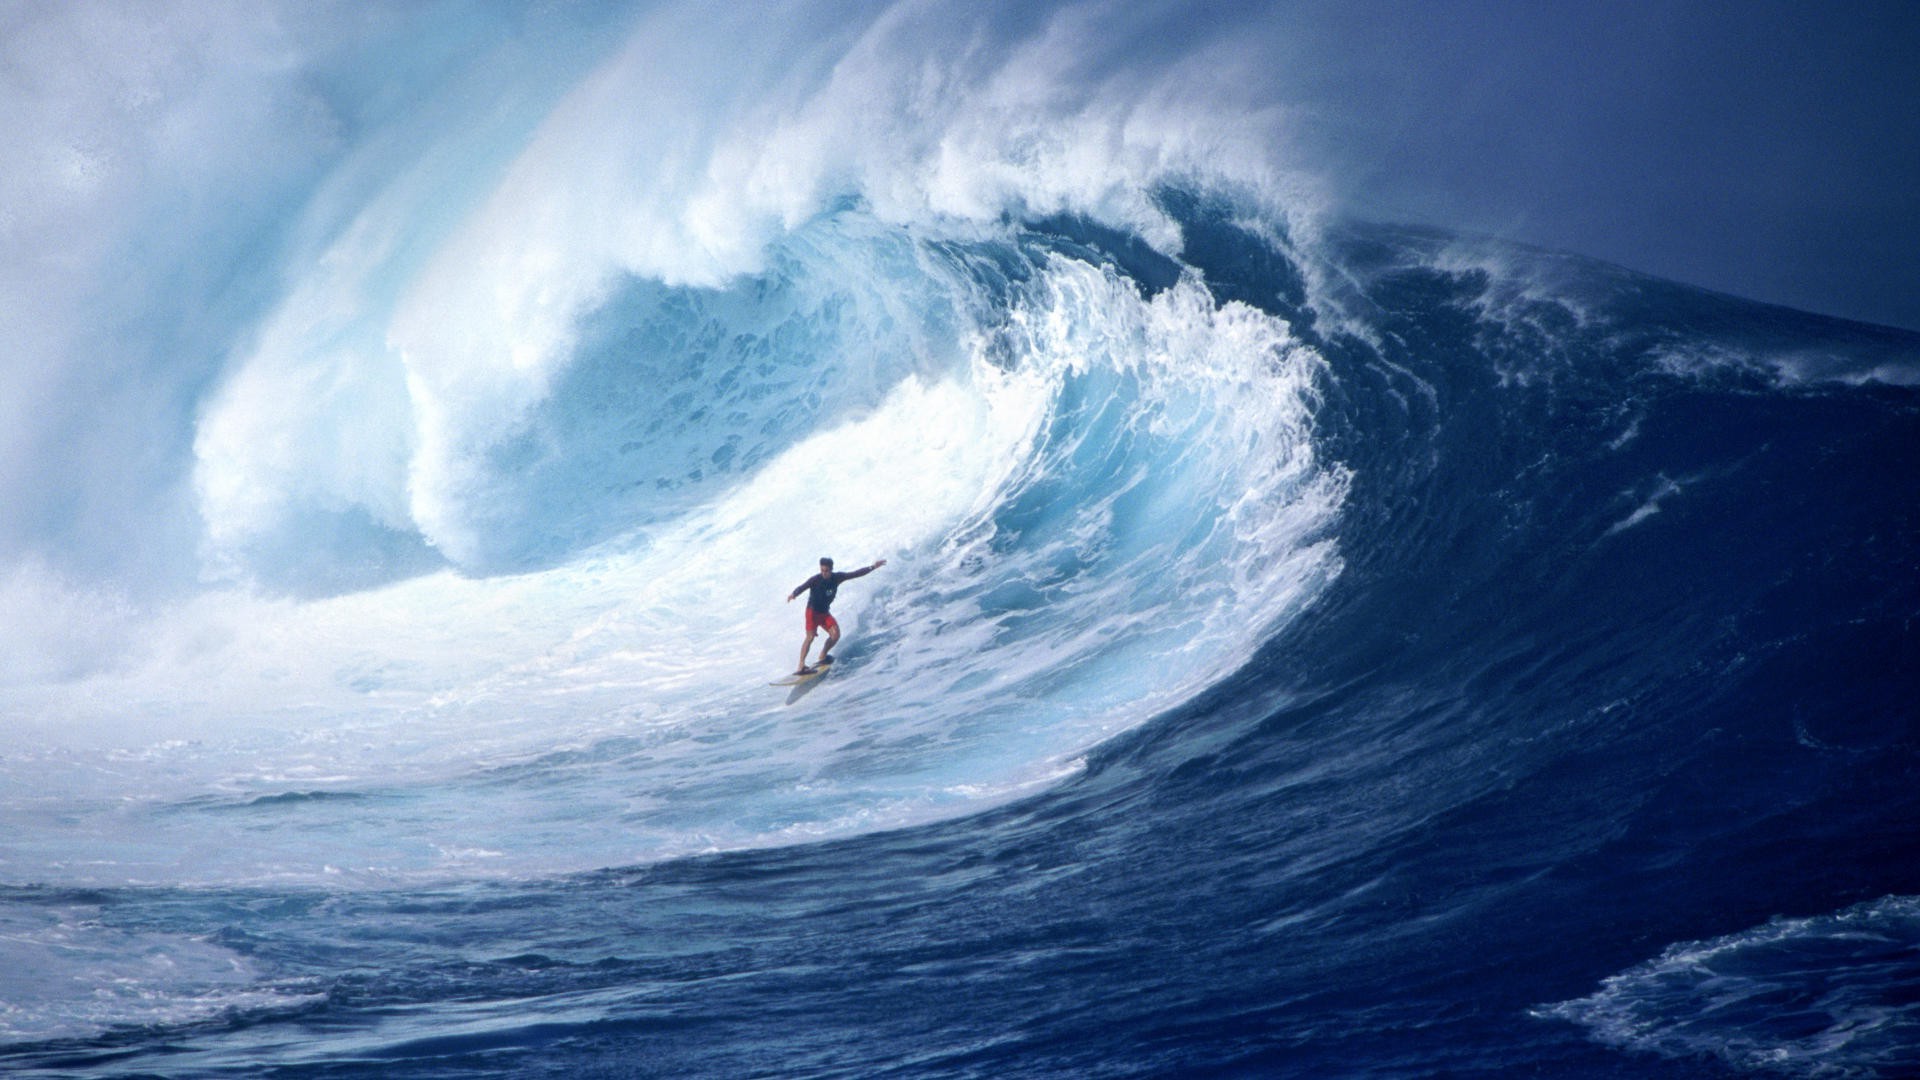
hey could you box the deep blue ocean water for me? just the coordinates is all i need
[3,6,1917,1077]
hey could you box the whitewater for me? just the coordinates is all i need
[4,3,1917,1077]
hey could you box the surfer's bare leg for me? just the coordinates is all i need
[821,625,840,662]
[798,631,816,673]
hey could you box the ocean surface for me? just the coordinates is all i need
[3,4,1917,1077]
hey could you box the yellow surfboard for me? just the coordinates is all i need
[770,657,834,686]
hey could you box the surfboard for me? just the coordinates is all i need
[770,658,833,686]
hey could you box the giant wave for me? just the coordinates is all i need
[3,0,1342,880]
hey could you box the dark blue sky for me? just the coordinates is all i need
[1242,0,1920,331]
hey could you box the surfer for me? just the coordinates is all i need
[787,556,886,674]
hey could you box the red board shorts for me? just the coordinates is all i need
[805,609,839,635]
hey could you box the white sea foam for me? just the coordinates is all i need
[0,902,322,1043]
[180,0,1320,572]
[4,239,1341,887]
[1536,896,1920,1077]
[3,0,1344,889]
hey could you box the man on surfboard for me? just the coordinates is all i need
[787,556,886,675]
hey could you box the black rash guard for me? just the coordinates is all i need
[793,566,874,614]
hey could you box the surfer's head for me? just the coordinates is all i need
[820,557,834,571]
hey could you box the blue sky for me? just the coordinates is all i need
[1243,0,1920,330]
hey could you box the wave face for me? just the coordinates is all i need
[3,4,1918,1077]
